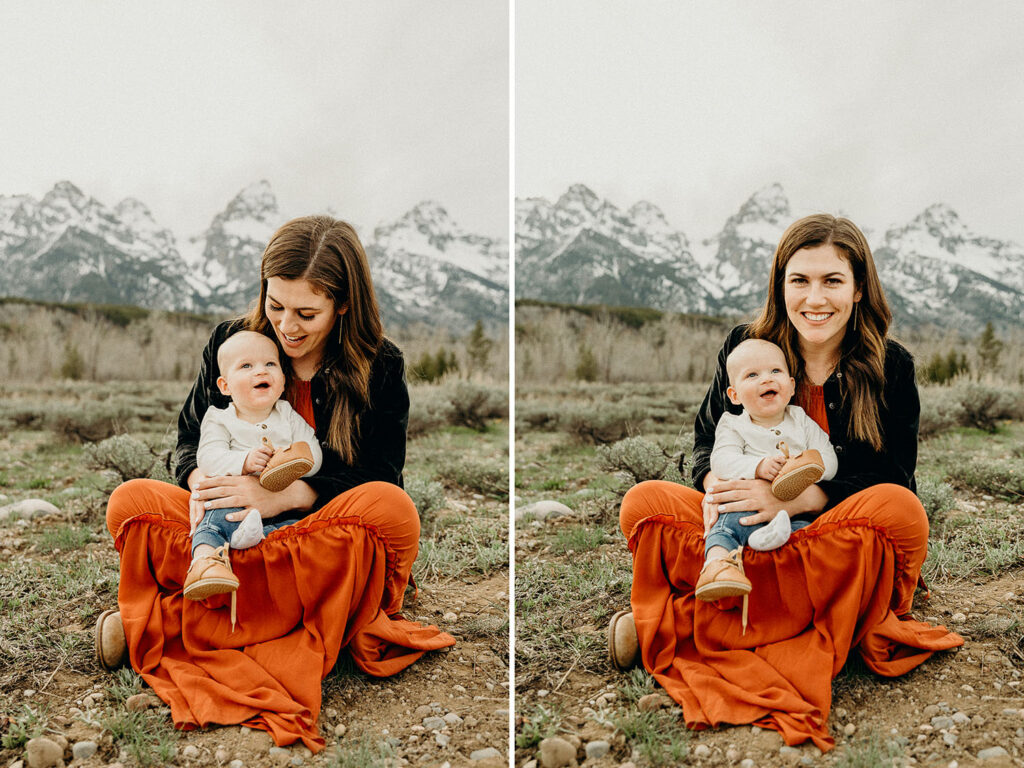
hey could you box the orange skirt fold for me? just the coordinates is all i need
[108,479,455,753]
[621,481,962,752]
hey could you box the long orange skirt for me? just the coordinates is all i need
[620,481,963,752]
[106,479,456,752]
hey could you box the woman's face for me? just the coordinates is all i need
[264,277,346,372]
[783,244,862,352]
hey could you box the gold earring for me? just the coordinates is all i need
[852,303,858,332]
[337,315,343,343]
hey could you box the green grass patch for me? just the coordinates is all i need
[515,702,563,749]
[99,669,179,767]
[834,729,907,768]
[0,703,48,749]
[328,732,396,768]
[550,525,606,555]
[34,523,94,553]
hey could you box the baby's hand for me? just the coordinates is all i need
[242,444,275,475]
[755,455,786,481]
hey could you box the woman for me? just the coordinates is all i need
[608,214,962,751]
[95,216,455,752]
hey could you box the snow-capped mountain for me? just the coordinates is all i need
[0,181,194,311]
[516,184,1024,331]
[515,184,715,313]
[873,204,1024,329]
[0,181,507,332]
[185,181,280,313]
[704,183,790,311]
[370,201,508,331]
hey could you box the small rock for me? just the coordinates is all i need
[423,716,446,730]
[951,613,967,623]
[0,499,60,521]
[470,748,503,761]
[289,758,304,767]
[585,741,610,759]
[693,744,711,758]
[961,684,975,693]
[943,732,957,746]
[726,748,741,762]
[516,500,573,522]
[443,612,458,623]
[740,760,755,768]
[952,712,970,725]
[414,704,433,718]
[23,689,36,698]
[72,741,98,760]
[932,716,955,730]
[216,747,231,763]
[182,745,201,759]
[435,733,450,747]
[442,712,463,726]
[126,693,159,711]
[538,736,577,767]
[844,723,856,736]
[978,746,1009,760]
[269,746,291,765]
[923,704,941,718]
[779,745,801,764]
[637,693,671,712]
[334,723,347,737]
[229,761,244,768]
[453,684,467,694]
[25,737,64,768]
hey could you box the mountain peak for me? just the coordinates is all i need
[42,180,88,209]
[736,183,790,223]
[914,203,962,232]
[555,184,601,214]
[406,200,454,227]
[115,197,156,223]
[223,180,278,222]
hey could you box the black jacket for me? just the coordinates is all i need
[692,325,919,514]
[175,320,409,522]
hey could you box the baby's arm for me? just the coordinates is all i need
[800,411,839,480]
[710,415,763,481]
[196,411,252,477]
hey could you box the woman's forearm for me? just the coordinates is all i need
[789,484,828,516]
[266,480,317,516]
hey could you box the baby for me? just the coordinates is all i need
[696,339,838,629]
[184,331,323,626]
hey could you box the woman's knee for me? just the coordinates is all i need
[829,483,928,553]
[619,480,701,539]
[350,481,420,551]
[106,478,188,539]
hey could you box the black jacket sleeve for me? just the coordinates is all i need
[691,325,749,491]
[174,320,240,489]
[300,342,408,512]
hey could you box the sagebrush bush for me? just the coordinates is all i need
[85,434,172,483]
[407,386,455,437]
[46,402,136,443]
[561,402,647,444]
[947,459,1024,501]
[916,478,956,523]
[597,436,684,490]
[405,476,446,520]
[515,402,562,432]
[956,382,1022,433]
[433,455,508,500]
[448,381,508,432]
[917,387,965,439]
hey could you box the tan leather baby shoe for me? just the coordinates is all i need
[259,441,315,492]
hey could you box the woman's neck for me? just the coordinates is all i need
[800,340,841,385]
[291,355,321,381]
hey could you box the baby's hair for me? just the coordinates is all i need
[725,339,790,386]
[217,331,280,374]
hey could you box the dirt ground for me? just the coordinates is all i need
[515,510,1024,768]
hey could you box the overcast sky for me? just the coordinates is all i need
[517,1,1024,247]
[1,1,508,241]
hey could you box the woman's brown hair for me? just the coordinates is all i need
[245,215,383,464]
[748,214,892,451]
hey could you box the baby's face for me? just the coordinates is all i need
[726,344,795,423]
[218,335,285,414]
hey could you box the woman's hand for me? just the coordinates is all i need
[187,469,208,535]
[703,476,828,534]
[191,474,317,523]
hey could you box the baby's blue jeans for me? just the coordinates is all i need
[704,511,811,555]
[191,507,291,554]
